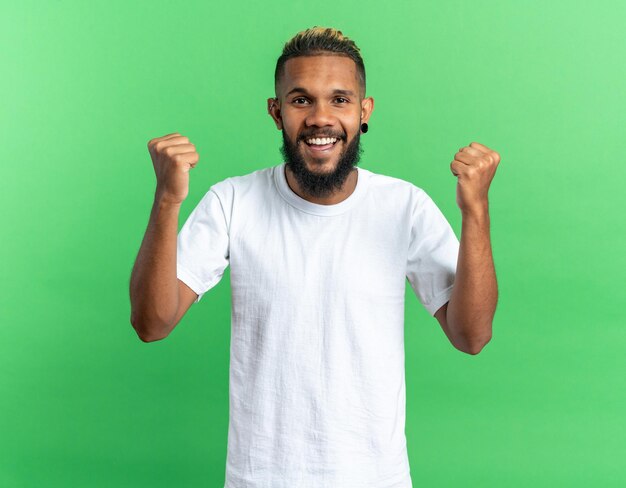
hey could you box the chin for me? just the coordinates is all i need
[306,158,338,171]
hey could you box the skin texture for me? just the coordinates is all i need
[268,55,374,204]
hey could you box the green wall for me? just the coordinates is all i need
[1,0,624,486]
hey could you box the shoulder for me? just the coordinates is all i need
[193,165,277,231]
[361,167,430,208]
[204,165,274,203]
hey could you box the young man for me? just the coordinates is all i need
[130,26,499,488]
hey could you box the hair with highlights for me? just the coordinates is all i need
[274,27,366,99]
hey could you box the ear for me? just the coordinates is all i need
[267,97,283,130]
[360,96,374,124]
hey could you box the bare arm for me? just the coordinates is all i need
[435,141,501,354]
[129,132,200,342]
[129,196,183,342]
[436,208,497,354]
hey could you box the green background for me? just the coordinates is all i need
[1,0,624,486]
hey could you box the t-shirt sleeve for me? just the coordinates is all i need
[406,188,459,316]
[176,187,230,304]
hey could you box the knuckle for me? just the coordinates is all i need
[175,154,190,164]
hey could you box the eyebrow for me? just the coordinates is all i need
[285,87,355,97]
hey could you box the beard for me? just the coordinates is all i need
[279,127,364,199]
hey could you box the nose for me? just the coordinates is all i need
[305,102,335,128]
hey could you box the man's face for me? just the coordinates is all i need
[269,55,374,198]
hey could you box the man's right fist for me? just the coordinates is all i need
[147,132,200,204]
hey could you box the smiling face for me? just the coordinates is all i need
[269,54,374,198]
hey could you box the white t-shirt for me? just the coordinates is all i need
[176,162,459,488]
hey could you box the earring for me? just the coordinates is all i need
[361,122,368,133]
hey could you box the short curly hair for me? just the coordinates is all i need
[274,26,366,99]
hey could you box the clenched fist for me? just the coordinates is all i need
[147,132,200,205]
[450,141,501,215]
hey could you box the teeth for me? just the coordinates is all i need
[306,137,337,145]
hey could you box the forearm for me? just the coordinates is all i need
[446,206,498,352]
[129,194,181,340]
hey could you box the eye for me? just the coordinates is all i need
[335,97,349,103]
[292,97,309,104]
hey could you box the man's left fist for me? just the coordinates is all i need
[450,141,501,214]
